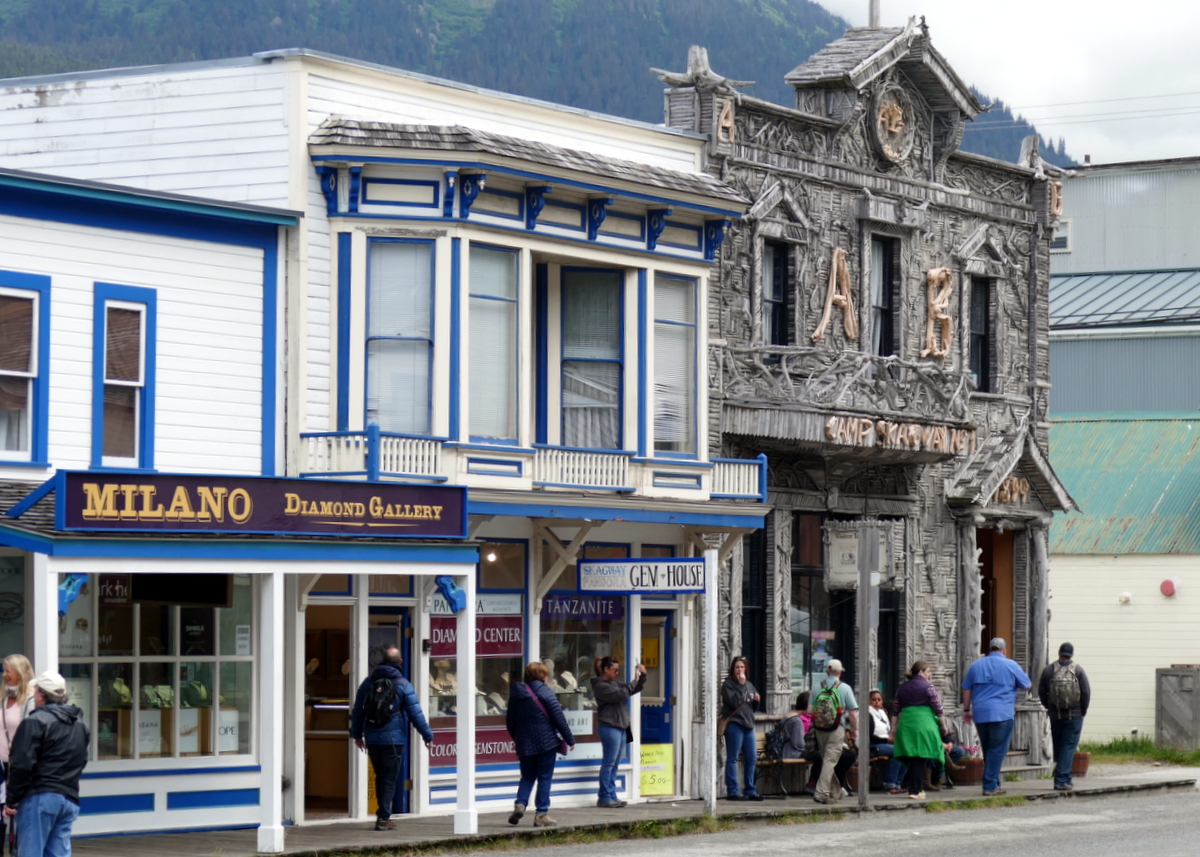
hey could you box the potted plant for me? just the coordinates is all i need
[1072,751,1091,777]
[955,745,984,786]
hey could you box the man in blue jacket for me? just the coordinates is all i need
[351,646,434,830]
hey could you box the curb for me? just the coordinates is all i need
[280,778,1198,857]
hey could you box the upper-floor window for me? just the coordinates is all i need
[469,245,519,443]
[561,269,622,449]
[0,272,50,465]
[870,237,898,357]
[1049,218,1071,253]
[763,241,791,346]
[367,239,433,435]
[93,284,156,469]
[654,275,696,455]
[970,278,992,392]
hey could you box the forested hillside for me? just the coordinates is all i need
[0,0,1072,165]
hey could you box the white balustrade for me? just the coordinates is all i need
[377,434,443,478]
[302,433,443,479]
[533,448,630,489]
[304,434,367,474]
[712,459,763,498]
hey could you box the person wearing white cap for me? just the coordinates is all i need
[961,638,1031,796]
[2,671,89,857]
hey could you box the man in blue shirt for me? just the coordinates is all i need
[961,637,1031,796]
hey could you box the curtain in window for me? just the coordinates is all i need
[469,247,518,440]
[367,242,432,433]
[104,306,142,460]
[562,271,621,448]
[0,295,33,452]
[654,277,695,453]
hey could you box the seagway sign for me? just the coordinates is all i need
[578,558,705,594]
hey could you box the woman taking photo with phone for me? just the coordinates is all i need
[591,656,647,808]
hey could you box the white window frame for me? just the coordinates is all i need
[0,286,38,461]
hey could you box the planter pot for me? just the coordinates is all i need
[955,757,984,786]
[1072,751,1090,777]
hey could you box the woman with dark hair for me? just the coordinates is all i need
[505,661,575,828]
[720,656,763,801]
[891,660,945,800]
[591,655,647,808]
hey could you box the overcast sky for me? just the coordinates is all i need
[818,0,1200,164]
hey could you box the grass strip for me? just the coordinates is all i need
[1080,736,1200,767]
[924,795,1027,813]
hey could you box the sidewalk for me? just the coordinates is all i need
[71,764,1197,857]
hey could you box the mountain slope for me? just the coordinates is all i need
[0,0,1071,164]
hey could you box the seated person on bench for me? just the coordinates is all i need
[784,691,854,795]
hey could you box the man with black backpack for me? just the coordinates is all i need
[1038,642,1091,792]
[351,646,435,830]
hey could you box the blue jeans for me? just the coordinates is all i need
[975,719,1015,793]
[15,791,79,857]
[367,742,403,821]
[597,724,625,803]
[516,748,558,813]
[723,721,757,797]
[1050,716,1083,788]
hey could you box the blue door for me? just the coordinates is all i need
[640,611,673,744]
[368,608,412,814]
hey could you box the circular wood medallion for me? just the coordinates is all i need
[871,85,915,163]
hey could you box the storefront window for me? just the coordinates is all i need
[59,572,255,761]
[428,542,526,769]
[0,557,24,657]
[367,575,412,596]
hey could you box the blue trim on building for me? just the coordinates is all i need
[651,472,703,489]
[0,269,51,466]
[348,166,362,214]
[79,794,155,815]
[166,788,260,810]
[261,236,279,476]
[467,500,765,527]
[449,237,462,442]
[309,155,742,217]
[90,283,158,470]
[525,186,552,229]
[466,457,523,477]
[82,765,261,780]
[443,170,458,218]
[316,165,338,215]
[361,177,440,209]
[336,231,353,431]
[646,208,672,251]
[637,269,648,458]
[535,263,549,445]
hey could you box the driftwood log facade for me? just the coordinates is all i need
[656,23,1077,779]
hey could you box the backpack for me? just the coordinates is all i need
[811,681,844,731]
[363,676,398,729]
[1047,662,1080,711]
[764,721,787,761]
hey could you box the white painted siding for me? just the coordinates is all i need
[1049,553,1200,742]
[0,213,265,477]
[0,62,291,204]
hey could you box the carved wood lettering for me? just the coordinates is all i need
[811,247,858,343]
[996,476,1031,504]
[824,416,978,456]
[717,99,735,144]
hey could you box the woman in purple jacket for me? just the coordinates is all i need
[505,661,575,828]
[891,660,945,799]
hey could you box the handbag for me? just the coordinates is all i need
[718,698,751,737]
[528,690,570,756]
[625,726,634,743]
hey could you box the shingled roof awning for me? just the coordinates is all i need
[309,118,747,208]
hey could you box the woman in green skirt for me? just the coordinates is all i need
[890,660,944,799]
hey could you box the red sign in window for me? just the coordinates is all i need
[430,615,523,658]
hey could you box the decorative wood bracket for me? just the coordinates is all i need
[443,170,458,218]
[525,185,553,229]
[587,197,615,241]
[348,166,363,214]
[704,219,731,261]
[811,247,858,342]
[534,520,598,611]
[459,173,486,218]
[647,208,673,250]
[682,526,754,565]
[298,573,323,612]
[315,166,338,216]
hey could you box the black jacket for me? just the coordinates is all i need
[1038,659,1091,720]
[6,703,90,807]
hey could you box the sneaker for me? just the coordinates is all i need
[508,802,526,825]
[746,793,764,801]
[908,791,926,800]
[612,800,628,808]
[533,814,557,828]
[726,794,746,801]
[983,788,1007,797]
[1053,784,1073,792]
[813,795,839,805]
[374,818,395,831]
[888,787,907,795]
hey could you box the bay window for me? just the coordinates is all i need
[469,246,519,442]
[367,239,433,434]
[653,275,696,455]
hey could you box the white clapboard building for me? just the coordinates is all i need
[0,50,764,848]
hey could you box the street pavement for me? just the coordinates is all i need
[531,788,1200,857]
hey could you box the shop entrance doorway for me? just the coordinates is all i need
[304,605,352,818]
[640,612,673,744]
[367,608,413,815]
[978,529,1015,654]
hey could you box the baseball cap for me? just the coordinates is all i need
[1059,642,1074,657]
[826,659,844,674]
[29,671,65,695]
[989,637,1007,651]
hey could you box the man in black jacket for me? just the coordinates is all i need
[1038,642,1091,793]
[2,672,89,857]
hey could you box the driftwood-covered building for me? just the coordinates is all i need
[655,20,1076,768]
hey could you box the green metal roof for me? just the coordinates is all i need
[1050,412,1200,554]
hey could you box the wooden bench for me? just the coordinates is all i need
[754,735,888,797]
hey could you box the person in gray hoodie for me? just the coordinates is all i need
[590,656,646,808]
